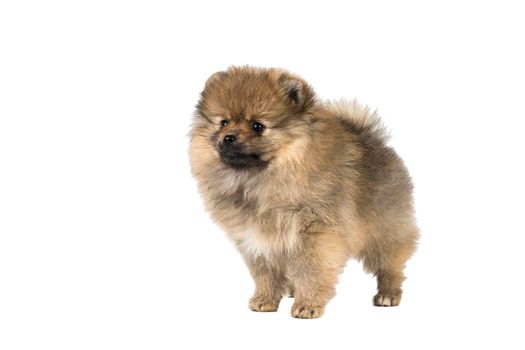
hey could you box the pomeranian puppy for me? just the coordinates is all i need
[189,66,419,318]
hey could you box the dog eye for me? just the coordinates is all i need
[220,120,229,127]
[250,121,265,133]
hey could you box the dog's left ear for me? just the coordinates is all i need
[278,73,315,112]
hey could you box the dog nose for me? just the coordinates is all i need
[223,134,236,144]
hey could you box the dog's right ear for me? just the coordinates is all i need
[198,71,228,117]
[204,71,227,90]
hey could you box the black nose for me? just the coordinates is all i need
[223,134,236,144]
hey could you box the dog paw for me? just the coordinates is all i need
[291,303,324,319]
[248,297,280,312]
[373,292,401,307]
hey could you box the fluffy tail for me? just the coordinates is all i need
[323,99,390,143]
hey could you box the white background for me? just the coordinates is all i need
[1,1,524,349]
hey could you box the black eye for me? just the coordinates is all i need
[220,120,229,127]
[250,121,265,133]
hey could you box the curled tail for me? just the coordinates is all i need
[323,99,390,143]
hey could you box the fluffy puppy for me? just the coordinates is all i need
[189,66,419,319]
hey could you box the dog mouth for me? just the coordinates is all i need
[218,146,269,170]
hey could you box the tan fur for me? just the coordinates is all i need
[189,66,420,318]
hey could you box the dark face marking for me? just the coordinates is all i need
[218,142,269,170]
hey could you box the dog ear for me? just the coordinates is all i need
[204,70,227,89]
[278,73,315,111]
